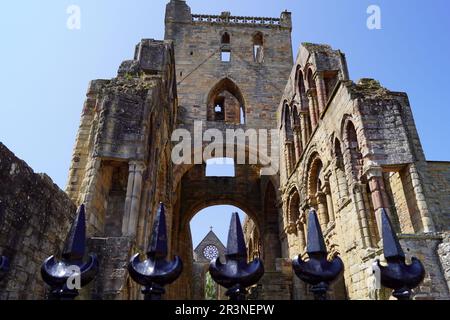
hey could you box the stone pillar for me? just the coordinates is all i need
[315,72,327,114]
[282,198,289,228]
[367,167,392,236]
[316,191,329,230]
[307,89,318,129]
[353,183,371,248]
[301,204,309,248]
[296,208,306,254]
[122,161,146,237]
[284,141,294,176]
[323,181,335,224]
[333,158,349,201]
[408,164,435,232]
[293,125,302,161]
[80,157,103,235]
[300,110,309,147]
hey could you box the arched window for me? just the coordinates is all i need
[342,119,380,247]
[292,105,300,127]
[287,188,306,252]
[207,78,245,124]
[284,104,293,141]
[283,104,295,175]
[295,69,312,145]
[253,32,264,63]
[307,68,316,91]
[297,69,308,109]
[221,32,231,62]
[307,155,330,229]
[345,121,363,180]
[333,138,349,199]
[221,32,230,44]
[306,68,320,128]
[288,190,300,225]
[292,105,302,160]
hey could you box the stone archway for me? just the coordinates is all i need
[167,155,285,299]
[206,78,246,124]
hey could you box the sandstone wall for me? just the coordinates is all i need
[0,143,76,299]
[437,233,450,293]
[165,0,293,130]
[65,39,178,299]
[426,161,450,231]
[268,42,450,300]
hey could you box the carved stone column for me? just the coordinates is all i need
[122,161,146,237]
[316,191,329,231]
[293,125,302,161]
[307,89,318,129]
[301,203,309,248]
[296,208,306,254]
[282,197,289,228]
[300,110,310,147]
[323,180,335,224]
[352,182,371,248]
[284,141,294,175]
[408,164,435,232]
[315,72,327,114]
[367,167,392,236]
[332,158,349,201]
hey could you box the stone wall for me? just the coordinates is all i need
[426,161,450,230]
[87,237,138,300]
[165,0,293,130]
[65,39,178,299]
[243,41,450,300]
[437,233,450,293]
[399,234,450,299]
[0,143,76,299]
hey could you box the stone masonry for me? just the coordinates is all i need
[0,143,76,299]
[0,0,449,300]
[242,42,450,299]
[192,230,226,300]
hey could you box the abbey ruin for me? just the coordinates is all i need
[0,0,449,300]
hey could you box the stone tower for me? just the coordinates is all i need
[164,0,294,299]
[165,0,293,128]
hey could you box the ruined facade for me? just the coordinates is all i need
[0,0,449,300]
[244,43,450,299]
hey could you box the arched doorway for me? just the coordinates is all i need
[190,205,253,300]
[206,78,246,124]
[168,152,285,299]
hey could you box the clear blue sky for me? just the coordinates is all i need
[1,1,449,246]
[191,206,246,248]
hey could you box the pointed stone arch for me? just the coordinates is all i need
[206,78,246,124]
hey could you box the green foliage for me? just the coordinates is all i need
[205,272,217,300]
[124,73,133,81]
